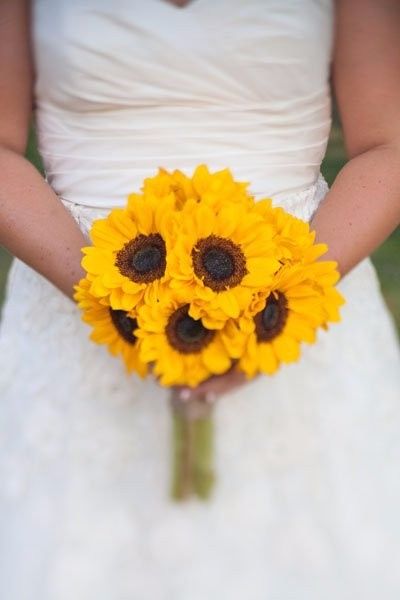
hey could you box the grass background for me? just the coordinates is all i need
[1,124,399,329]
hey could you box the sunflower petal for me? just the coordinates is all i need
[218,290,240,318]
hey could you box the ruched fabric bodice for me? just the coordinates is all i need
[32,0,333,207]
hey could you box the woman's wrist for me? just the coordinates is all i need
[311,145,400,279]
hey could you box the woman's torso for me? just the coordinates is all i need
[32,0,334,207]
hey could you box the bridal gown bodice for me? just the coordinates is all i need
[1,2,400,599]
[33,0,333,206]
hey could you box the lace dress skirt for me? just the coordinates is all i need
[1,175,400,599]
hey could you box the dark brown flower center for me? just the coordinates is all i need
[192,235,247,291]
[166,304,215,354]
[254,292,288,342]
[109,309,138,345]
[115,233,166,283]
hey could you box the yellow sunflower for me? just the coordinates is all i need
[74,278,148,377]
[169,197,281,328]
[139,164,252,212]
[189,164,253,211]
[237,261,345,377]
[254,199,326,263]
[135,292,236,387]
[81,192,177,313]
[140,167,197,210]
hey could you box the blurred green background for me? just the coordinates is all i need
[0,124,399,329]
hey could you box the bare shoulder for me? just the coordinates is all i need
[333,0,400,157]
[0,0,33,154]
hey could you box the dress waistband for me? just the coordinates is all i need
[60,173,328,236]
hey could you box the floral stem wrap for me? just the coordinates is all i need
[170,392,215,501]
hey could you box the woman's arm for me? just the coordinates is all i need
[177,0,400,400]
[0,0,86,299]
[310,0,400,276]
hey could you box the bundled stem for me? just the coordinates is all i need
[170,392,215,501]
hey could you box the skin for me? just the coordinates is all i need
[0,0,86,297]
[0,0,399,400]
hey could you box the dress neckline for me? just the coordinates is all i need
[160,0,198,10]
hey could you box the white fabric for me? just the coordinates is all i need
[32,0,333,205]
[1,1,400,598]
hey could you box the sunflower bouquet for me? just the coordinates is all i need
[75,165,345,501]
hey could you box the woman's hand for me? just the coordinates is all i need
[173,366,253,403]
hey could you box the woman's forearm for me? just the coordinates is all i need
[311,143,400,277]
[0,145,86,299]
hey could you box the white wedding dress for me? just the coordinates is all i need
[1,1,400,598]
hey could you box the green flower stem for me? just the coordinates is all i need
[193,414,215,499]
[171,409,195,500]
[170,393,215,501]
